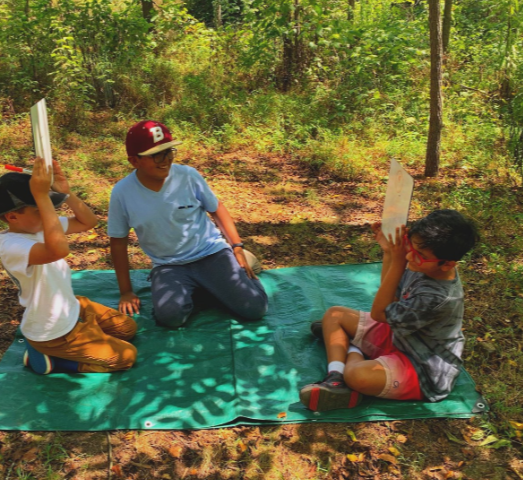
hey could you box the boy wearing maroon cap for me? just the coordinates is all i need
[108,121,268,327]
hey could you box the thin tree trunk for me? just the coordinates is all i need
[348,0,356,21]
[140,0,154,23]
[214,0,222,28]
[425,0,443,177]
[442,0,452,55]
[281,0,302,92]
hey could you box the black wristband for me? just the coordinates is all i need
[231,242,244,249]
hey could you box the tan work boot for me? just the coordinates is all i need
[243,249,263,275]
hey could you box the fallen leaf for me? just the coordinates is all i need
[508,360,518,367]
[378,453,397,464]
[470,428,485,441]
[510,421,523,430]
[396,434,408,443]
[111,465,124,477]
[478,434,498,446]
[22,447,40,462]
[388,446,401,457]
[123,432,134,441]
[346,453,364,463]
[169,445,183,458]
[485,439,511,449]
[346,429,357,442]
[238,441,248,453]
[429,466,445,472]
[277,412,287,419]
[445,431,467,445]
[445,471,463,479]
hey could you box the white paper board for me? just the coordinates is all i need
[30,99,53,180]
[381,159,414,238]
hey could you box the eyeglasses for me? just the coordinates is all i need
[139,148,177,165]
[403,235,445,266]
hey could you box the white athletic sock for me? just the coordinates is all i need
[348,345,363,356]
[327,361,345,374]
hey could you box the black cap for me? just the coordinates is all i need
[0,172,68,216]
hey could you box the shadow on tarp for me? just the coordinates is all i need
[0,264,487,431]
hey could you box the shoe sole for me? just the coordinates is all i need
[24,347,54,375]
[300,384,361,412]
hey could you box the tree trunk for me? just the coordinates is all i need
[425,0,443,177]
[280,0,302,92]
[140,0,155,23]
[442,0,452,55]
[348,0,356,21]
[214,0,223,28]
[281,36,293,92]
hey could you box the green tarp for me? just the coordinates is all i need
[0,264,486,431]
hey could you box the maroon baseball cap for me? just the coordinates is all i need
[125,120,182,157]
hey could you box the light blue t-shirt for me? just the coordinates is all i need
[108,164,229,267]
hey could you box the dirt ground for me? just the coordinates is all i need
[0,152,521,480]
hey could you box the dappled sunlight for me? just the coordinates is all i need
[0,266,484,434]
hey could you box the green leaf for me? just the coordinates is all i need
[478,435,499,446]
[445,432,467,445]
[485,440,511,449]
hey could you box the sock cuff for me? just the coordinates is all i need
[348,345,363,356]
[327,360,345,374]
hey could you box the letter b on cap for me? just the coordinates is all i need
[150,126,164,143]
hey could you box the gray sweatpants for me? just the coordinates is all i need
[150,248,268,328]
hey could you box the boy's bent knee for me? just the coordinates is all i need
[153,304,192,329]
[118,343,137,370]
[344,363,386,396]
[233,295,268,321]
[119,317,138,340]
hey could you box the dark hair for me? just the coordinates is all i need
[408,209,478,261]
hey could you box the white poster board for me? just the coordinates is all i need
[381,158,414,238]
[30,99,53,181]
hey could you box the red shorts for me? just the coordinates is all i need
[352,312,424,401]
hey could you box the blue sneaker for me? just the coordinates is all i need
[23,342,54,375]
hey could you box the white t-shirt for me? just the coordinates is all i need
[108,164,228,267]
[0,217,79,341]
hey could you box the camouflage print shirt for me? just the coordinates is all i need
[385,268,465,402]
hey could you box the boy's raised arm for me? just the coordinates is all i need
[370,226,407,322]
[50,160,98,234]
[371,222,392,284]
[28,158,70,266]
[110,236,141,315]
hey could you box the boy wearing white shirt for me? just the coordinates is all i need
[0,158,137,374]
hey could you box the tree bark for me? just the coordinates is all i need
[140,0,155,23]
[348,0,356,21]
[425,0,443,177]
[214,0,223,28]
[280,0,302,92]
[442,0,452,55]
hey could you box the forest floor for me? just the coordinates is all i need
[0,145,522,480]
